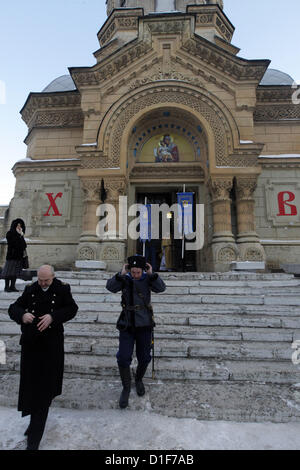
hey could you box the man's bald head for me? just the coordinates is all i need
[38,265,55,289]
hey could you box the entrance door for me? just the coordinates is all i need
[136,190,197,272]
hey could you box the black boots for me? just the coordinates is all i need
[4,279,10,292]
[118,366,131,409]
[10,277,18,292]
[118,364,149,408]
[4,277,18,292]
[135,364,148,397]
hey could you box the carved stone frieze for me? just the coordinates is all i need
[208,178,233,201]
[21,92,81,126]
[260,160,300,169]
[235,178,258,200]
[130,164,204,180]
[147,19,186,35]
[181,38,268,82]
[254,104,300,122]
[78,246,96,260]
[31,110,84,130]
[244,248,264,262]
[99,16,139,46]
[256,86,294,103]
[217,246,237,262]
[71,40,152,88]
[128,71,205,91]
[215,17,232,42]
[101,246,120,260]
[196,13,214,24]
[12,159,80,177]
[103,177,127,204]
[188,4,232,42]
[102,52,236,99]
[77,150,111,169]
[81,179,101,203]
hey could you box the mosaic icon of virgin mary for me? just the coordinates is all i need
[154,134,179,163]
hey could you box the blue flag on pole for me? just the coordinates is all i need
[140,204,152,242]
[177,192,194,236]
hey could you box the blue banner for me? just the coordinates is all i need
[177,192,194,236]
[140,204,152,242]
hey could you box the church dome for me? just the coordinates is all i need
[260,69,294,86]
[42,75,77,92]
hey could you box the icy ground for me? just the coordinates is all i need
[1,406,300,450]
[1,281,300,451]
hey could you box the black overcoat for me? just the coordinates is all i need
[6,219,27,261]
[106,272,166,330]
[8,278,78,416]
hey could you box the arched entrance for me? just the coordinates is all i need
[125,106,207,271]
[78,82,264,272]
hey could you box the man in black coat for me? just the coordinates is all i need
[106,255,166,409]
[8,264,78,450]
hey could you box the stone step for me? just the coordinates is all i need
[1,332,296,361]
[1,318,299,342]
[39,275,300,288]
[58,276,300,286]
[3,292,300,306]
[4,283,300,297]
[55,270,296,279]
[3,310,300,329]
[2,353,300,385]
[1,371,300,423]
[2,301,300,317]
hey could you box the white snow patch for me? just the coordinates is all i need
[1,406,300,450]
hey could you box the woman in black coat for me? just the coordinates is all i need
[2,218,27,292]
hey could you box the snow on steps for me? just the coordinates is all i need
[1,271,300,422]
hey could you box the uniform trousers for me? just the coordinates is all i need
[117,328,152,369]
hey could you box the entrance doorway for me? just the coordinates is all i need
[136,190,197,272]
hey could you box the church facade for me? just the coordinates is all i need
[2,0,300,272]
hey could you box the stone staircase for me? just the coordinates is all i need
[1,270,300,423]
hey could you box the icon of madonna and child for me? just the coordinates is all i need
[154,134,179,163]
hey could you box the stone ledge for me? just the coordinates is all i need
[230,261,265,272]
[281,264,300,275]
[75,260,107,271]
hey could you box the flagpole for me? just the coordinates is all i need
[182,185,185,262]
[143,196,147,257]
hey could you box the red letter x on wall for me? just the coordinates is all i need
[277,191,297,216]
[44,193,63,216]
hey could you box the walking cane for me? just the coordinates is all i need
[151,327,155,380]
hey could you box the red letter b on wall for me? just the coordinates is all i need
[277,191,297,216]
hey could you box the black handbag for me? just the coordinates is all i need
[22,249,29,269]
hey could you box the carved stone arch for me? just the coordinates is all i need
[97,82,239,170]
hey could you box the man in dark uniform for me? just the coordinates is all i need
[106,255,166,409]
[8,264,78,450]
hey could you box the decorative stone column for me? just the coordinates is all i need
[208,177,238,271]
[235,177,265,262]
[77,178,102,262]
[98,177,127,271]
